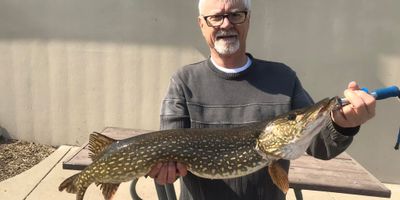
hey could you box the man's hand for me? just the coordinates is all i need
[331,81,376,128]
[147,162,188,185]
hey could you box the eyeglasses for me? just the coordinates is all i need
[203,11,248,27]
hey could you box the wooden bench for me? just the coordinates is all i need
[62,127,391,200]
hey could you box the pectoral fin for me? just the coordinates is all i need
[268,161,289,194]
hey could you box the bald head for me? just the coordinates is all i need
[198,0,251,15]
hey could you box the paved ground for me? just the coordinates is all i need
[0,146,398,200]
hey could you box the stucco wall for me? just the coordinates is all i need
[0,0,399,183]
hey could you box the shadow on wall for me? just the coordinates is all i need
[0,0,210,56]
[2,0,399,71]
[0,126,10,139]
[247,0,400,98]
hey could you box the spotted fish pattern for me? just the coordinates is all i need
[59,97,340,200]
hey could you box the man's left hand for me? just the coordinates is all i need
[331,81,376,128]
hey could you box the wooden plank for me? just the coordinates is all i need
[62,127,151,170]
[289,153,391,197]
[100,127,152,140]
[290,154,364,175]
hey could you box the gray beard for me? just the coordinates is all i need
[214,38,240,55]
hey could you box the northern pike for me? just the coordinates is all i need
[59,97,340,200]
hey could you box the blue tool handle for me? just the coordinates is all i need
[340,85,400,106]
[368,86,400,100]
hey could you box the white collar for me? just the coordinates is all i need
[211,56,252,73]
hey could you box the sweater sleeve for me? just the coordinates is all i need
[160,75,191,130]
[291,76,358,160]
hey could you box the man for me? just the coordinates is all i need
[148,0,376,199]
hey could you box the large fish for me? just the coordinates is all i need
[59,97,340,200]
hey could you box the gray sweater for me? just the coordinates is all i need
[160,54,357,200]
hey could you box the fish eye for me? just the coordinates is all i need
[287,113,297,121]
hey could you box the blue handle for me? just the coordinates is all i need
[369,86,400,100]
[340,85,400,106]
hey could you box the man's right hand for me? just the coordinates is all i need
[147,162,188,185]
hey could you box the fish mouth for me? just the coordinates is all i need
[302,97,340,136]
[283,97,340,159]
[315,97,340,117]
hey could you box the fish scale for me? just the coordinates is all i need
[59,97,339,200]
[95,125,269,179]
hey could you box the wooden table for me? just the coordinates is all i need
[62,127,391,200]
[289,153,391,199]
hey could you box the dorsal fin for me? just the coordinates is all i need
[88,132,117,161]
[268,161,289,194]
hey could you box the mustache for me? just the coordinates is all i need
[215,29,238,37]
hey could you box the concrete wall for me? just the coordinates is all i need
[0,0,399,183]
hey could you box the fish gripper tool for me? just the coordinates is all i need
[338,85,400,106]
[337,85,400,151]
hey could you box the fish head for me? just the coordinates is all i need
[256,97,340,160]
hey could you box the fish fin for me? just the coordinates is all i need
[77,188,88,200]
[268,161,289,194]
[59,173,89,200]
[97,183,120,200]
[59,173,79,193]
[88,132,117,160]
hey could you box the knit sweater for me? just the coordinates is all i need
[160,54,357,200]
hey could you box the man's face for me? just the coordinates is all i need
[198,0,250,56]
